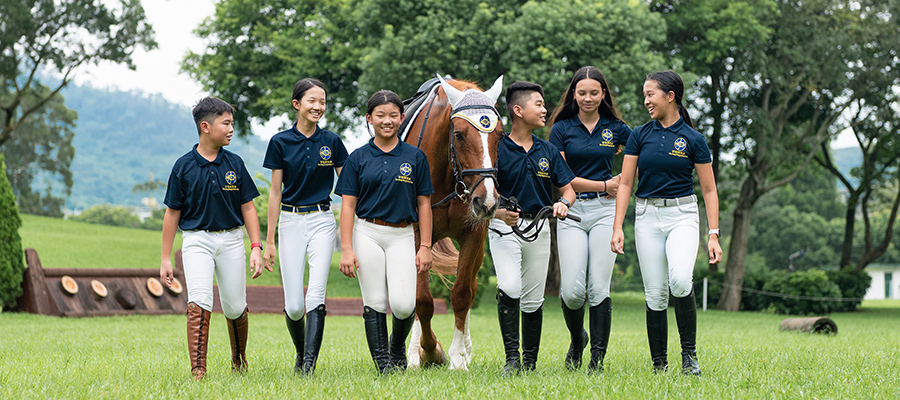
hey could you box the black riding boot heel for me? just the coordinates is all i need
[561,301,588,371]
[673,291,701,376]
[497,290,521,377]
[587,297,611,374]
[646,305,668,373]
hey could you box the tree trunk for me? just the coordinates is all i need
[717,178,760,311]
[839,192,859,268]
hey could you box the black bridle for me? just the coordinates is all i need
[424,102,501,209]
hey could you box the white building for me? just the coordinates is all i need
[864,264,900,300]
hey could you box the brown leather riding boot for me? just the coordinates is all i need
[186,302,211,381]
[226,307,249,373]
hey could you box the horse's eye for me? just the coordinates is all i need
[454,132,465,141]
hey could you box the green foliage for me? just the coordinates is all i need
[763,270,843,315]
[253,173,271,239]
[139,208,166,231]
[749,205,838,271]
[0,155,25,309]
[1,0,156,216]
[827,268,872,312]
[695,263,769,311]
[69,204,142,229]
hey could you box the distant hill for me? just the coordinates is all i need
[831,146,863,187]
[61,84,270,209]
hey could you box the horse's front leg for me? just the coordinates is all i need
[447,230,486,371]
[410,269,446,368]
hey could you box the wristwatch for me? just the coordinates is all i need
[558,198,571,208]
[708,229,720,237]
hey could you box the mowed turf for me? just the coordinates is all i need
[8,215,900,398]
[2,292,899,399]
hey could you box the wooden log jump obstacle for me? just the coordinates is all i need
[15,248,446,317]
[779,317,838,334]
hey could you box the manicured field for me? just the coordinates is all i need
[2,292,899,399]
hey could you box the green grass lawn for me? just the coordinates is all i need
[18,214,361,297]
[2,292,899,399]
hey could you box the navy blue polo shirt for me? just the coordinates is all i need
[496,134,575,216]
[164,145,260,231]
[263,124,348,206]
[334,139,434,224]
[624,118,712,198]
[549,115,632,182]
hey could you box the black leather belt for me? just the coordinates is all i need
[576,192,607,200]
[281,203,330,214]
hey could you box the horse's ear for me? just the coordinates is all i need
[437,74,465,109]
[484,75,504,105]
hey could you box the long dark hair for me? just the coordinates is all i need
[548,66,622,129]
[292,78,327,103]
[646,71,693,128]
[366,90,404,115]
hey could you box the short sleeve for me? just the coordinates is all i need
[624,126,642,156]
[262,136,283,170]
[239,160,261,204]
[333,136,349,168]
[163,166,184,210]
[690,134,712,164]
[415,150,434,196]
[550,146,575,187]
[548,123,566,152]
[616,122,633,147]
[334,153,360,196]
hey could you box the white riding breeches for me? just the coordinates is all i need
[278,210,336,320]
[181,228,247,319]
[634,199,700,311]
[353,218,417,319]
[489,217,551,313]
[557,197,618,309]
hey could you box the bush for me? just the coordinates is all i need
[69,204,141,228]
[0,155,26,310]
[140,208,165,231]
[694,266,770,311]
[763,270,842,315]
[826,268,872,312]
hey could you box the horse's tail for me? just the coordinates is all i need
[430,237,459,276]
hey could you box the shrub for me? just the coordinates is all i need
[763,270,842,315]
[69,204,141,228]
[0,155,26,310]
[826,268,872,312]
[139,208,165,231]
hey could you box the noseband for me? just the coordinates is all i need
[431,103,500,209]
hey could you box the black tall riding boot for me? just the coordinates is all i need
[672,291,701,376]
[301,304,326,376]
[521,306,543,372]
[284,311,305,373]
[496,290,521,377]
[389,310,416,371]
[561,301,588,371]
[587,297,611,374]
[646,305,668,373]
[363,306,391,374]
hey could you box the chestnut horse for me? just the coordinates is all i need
[406,75,504,371]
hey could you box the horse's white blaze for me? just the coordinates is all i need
[480,132,496,208]
[407,319,423,369]
[448,323,470,371]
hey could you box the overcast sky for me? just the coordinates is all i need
[71,0,856,149]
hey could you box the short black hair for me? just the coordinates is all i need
[504,81,544,118]
[292,78,327,102]
[192,97,234,134]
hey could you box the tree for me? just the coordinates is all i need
[0,155,25,310]
[652,0,777,180]
[717,0,862,311]
[1,0,155,215]
[132,171,166,210]
[814,0,900,271]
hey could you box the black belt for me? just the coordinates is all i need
[281,203,330,214]
[576,192,607,200]
[189,226,240,234]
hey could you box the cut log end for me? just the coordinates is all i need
[779,317,838,334]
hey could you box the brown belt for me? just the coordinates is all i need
[364,218,410,228]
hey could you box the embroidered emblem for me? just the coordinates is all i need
[479,115,491,129]
[602,128,613,142]
[674,137,687,152]
[538,158,549,172]
[320,146,332,160]
[225,171,237,185]
[400,163,412,176]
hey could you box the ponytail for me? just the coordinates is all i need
[677,103,693,128]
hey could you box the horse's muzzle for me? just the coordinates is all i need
[470,195,498,219]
